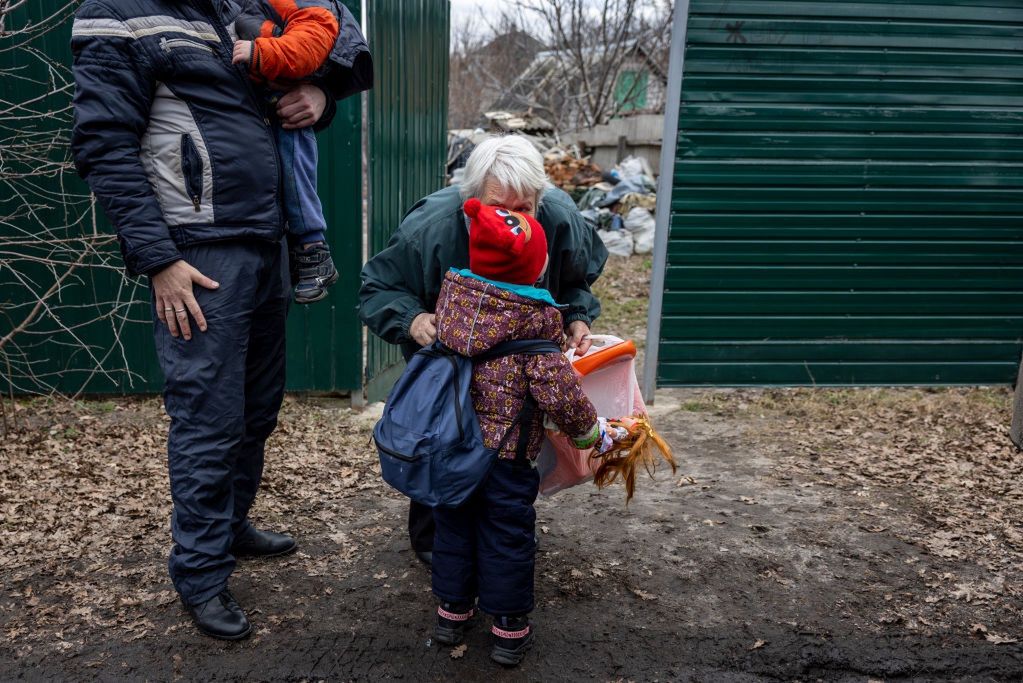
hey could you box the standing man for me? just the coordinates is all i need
[359,135,608,565]
[70,0,370,639]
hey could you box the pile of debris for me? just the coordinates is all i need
[543,148,603,194]
[576,155,658,257]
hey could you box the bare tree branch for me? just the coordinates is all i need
[512,0,673,131]
[1,1,149,430]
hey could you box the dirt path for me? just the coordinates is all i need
[2,390,1021,681]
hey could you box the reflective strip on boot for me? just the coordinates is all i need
[438,605,475,622]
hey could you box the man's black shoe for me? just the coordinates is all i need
[184,590,251,640]
[415,550,433,566]
[230,527,297,558]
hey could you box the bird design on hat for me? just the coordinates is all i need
[494,208,532,241]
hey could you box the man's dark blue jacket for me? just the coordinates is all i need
[70,0,371,276]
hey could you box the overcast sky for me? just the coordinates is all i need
[449,0,531,39]
[449,0,499,29]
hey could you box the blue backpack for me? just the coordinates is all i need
[374,339,562,508]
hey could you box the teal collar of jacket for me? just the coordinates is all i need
[449,268,565,308]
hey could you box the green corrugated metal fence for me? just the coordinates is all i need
[364,0,450,403]
[657,0,1023,386]
[1,0,449,396]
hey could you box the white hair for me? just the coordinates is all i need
[458,135,550,204]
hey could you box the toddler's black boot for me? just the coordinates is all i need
[291,242,338,304]
[490,614,533,666]
[434,601,476,645]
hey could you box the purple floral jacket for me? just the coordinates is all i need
[436,270,598,460]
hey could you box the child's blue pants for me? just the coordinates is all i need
[432,459,540,616]
[278,125,326,245]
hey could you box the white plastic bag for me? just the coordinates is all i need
[597,228,633,257]
[624,207,655,254]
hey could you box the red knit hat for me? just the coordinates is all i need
[464,198,548,285]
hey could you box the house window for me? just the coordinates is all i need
[615,69,648,112]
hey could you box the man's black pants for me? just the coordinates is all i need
[152,239,289,606]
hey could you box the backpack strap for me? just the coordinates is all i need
[476,338,562,463]
[490,392,538,464]
[475,339,562,362]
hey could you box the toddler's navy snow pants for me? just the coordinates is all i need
[432,459,540,616]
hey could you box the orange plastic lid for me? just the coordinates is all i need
[572,339,637,377]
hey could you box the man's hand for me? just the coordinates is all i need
[410,312,437,347]
[232,40,253,66]
[152,260,220,341]
[565,320,592,355]
[277,84,327,130]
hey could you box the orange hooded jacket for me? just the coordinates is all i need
[247,0,340,83]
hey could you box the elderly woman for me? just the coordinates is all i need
[358,135,608,563]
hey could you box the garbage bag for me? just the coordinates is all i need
[624,207,656,254]
[598,228,633,257]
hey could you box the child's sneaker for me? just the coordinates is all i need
[290,242,338,304]
[490,615,533,666]
[434,601,476,645]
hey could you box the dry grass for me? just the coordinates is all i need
[673,386,1023,620]
[590,253,652,348]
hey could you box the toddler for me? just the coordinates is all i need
[430,197,610,666]
[232,0,346,303]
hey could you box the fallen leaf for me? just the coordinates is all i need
[986,634,1018,644]
[749,639,766,650]
[450,644,467,659]
[632,589,657,601]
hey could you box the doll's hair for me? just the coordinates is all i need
[459,135,551,205]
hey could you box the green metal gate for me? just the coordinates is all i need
[652,0,1023,386]
[364,0,450,402]
[0,0,439,396]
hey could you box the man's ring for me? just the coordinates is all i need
[164,307,173,311]
[175,309,186,314]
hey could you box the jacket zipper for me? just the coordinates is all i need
[180,133,204,212]
[159,36,214,54]
[197,0,283,228]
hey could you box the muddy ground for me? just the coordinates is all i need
[2,254,1023,680]
[2,386,1022,682]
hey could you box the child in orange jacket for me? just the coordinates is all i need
[232,0,351,304]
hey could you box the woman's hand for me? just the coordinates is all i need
[565,320,592,355]
[410,312,437,347]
